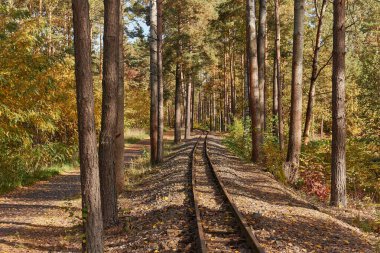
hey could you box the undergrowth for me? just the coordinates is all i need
[0,142,77,194]
[223,119,380,203]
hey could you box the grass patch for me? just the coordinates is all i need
[125,128,149,145]
[125,138,175,190]
[125,149,154,190]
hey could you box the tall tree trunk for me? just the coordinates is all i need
[223,45,228,131]
[284,0,305,183]
[212,91,216,131]
[191,81,195,131]
[99,0,120,227]
[198,90,202,125]
[115,0,125,194]
[331,0,347,208]
[229,43,236,121]
[149,0,158,164]
[99,30,103,81]
[258,0,266,136]
[247,0,261,163]
[48,7,52,55]
[72,0,103,251]
[174,63,182,144]
[185,76,192,139]
[157,0,164,162]
[275,0,284,150]
[272,52,279,137]
[303,0,328,145]
[39,0,43,17]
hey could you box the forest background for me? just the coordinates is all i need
[0,0,379,220]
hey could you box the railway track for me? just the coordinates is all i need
[191,133,265,253]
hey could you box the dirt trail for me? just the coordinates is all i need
[0,137,152,252]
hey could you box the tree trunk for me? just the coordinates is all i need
[157,0,164,163]
[191,80,195,131]
[198,90,202,125]
[99,0,120,227]
[284,0,305,183]
[115,0,125,194]
[185,76,192,139]
[331,0,347,208]
[229,43,236,121]
[72,0,103,251]
[223,45,228,131]
[320,117,324,138]
[303,0,328,145]
[48,8,52,56]
[39,0,43,17]
[275,0,284,150]
[174,63,182,144]
[149,0,158,164]
[258,0,266,136]
[99,30,103,81]
[247,0,261,163]
[272,52,279,137]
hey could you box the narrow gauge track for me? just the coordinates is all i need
[191,133,265,253]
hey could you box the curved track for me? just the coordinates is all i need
[190,133,265,253]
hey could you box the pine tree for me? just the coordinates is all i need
[72,0,103,250]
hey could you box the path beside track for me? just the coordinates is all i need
[0,136,152,252]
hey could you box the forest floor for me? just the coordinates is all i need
[0,132,378,252]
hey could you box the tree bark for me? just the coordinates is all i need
[258,0,266,136]
[185,76,192,139]
[272,52,279,137]
[149,0,158,164]
[284,0,305,183]
[229,43,236,121]
[157,0,164,163]
[115,0,125,194]
[303,0,328,145]
[275,0,284,150]
[191,80,195,131]
[99,0,120,227]
[223,44,228,131]
[174,63,182,144]
[99,30,103,81]
[72,0,103,251]
[331,0,347,208]
[247,0,261,163]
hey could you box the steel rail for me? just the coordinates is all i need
[191,134,208,253]
[203,133,265,253]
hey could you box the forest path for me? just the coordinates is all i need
[0,135,153,252]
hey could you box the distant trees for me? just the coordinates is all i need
[72,0,103,251]
[331,0,347,207]
[303,0,329,145]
